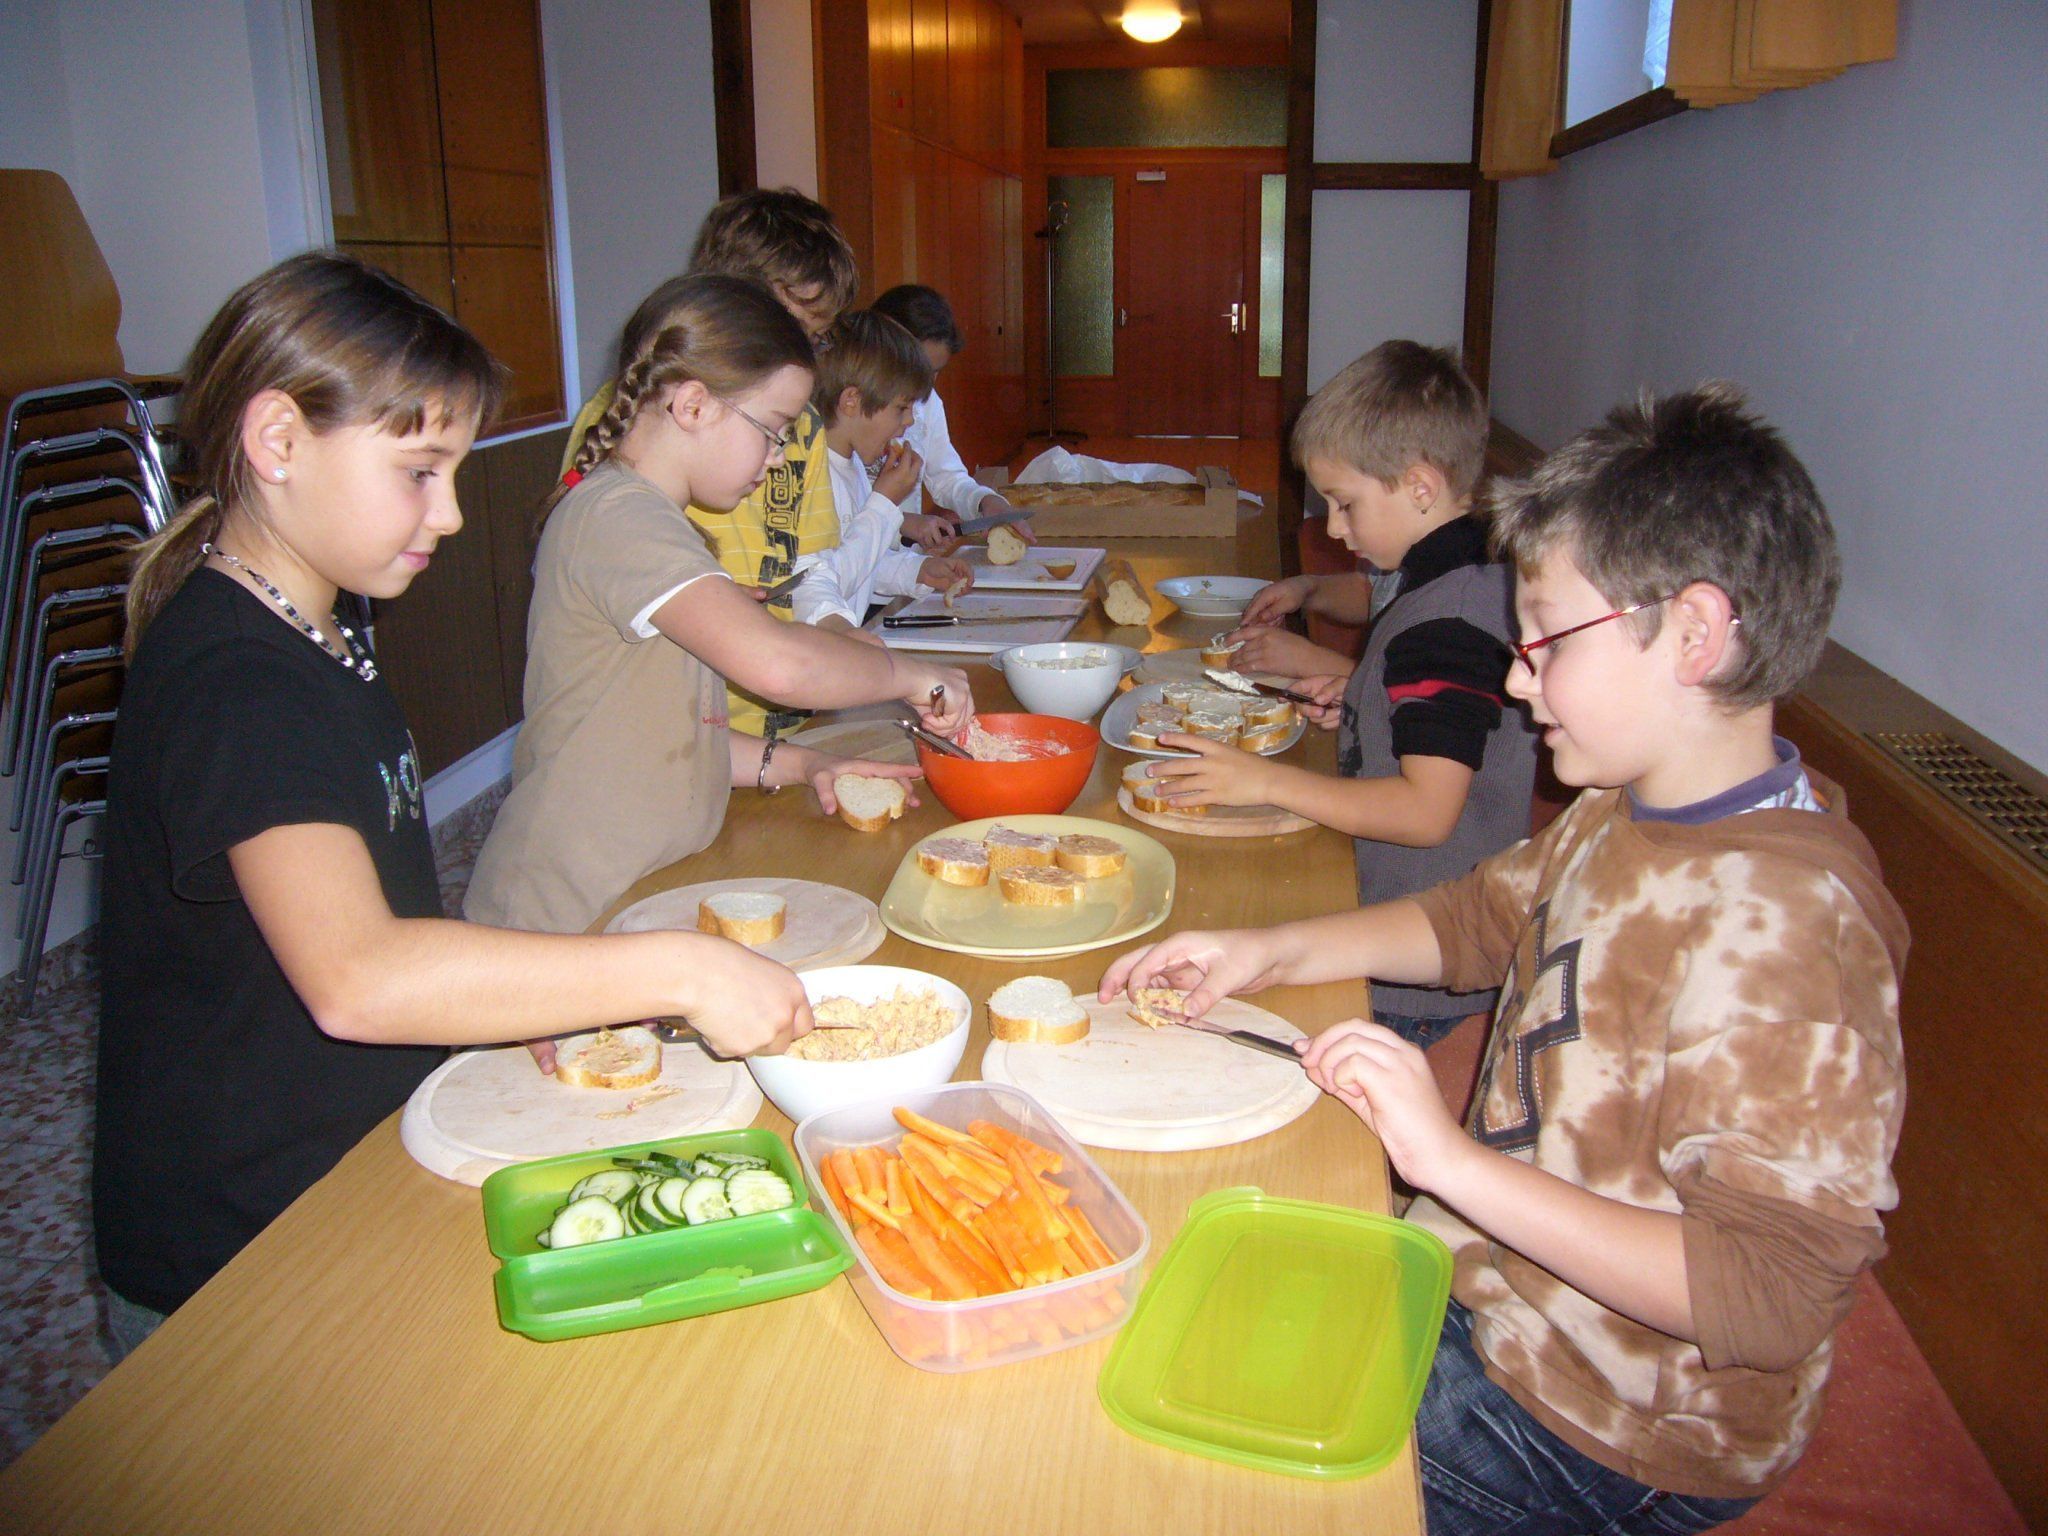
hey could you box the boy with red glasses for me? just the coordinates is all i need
[1105,384,1907,1534]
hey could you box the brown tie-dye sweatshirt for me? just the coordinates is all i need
[1404,771,1908,1499]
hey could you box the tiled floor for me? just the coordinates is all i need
[0,781,507,1470]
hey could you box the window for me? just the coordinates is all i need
[1046,67,1286,151]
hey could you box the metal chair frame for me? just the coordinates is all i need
[3,583,124,779]
[15,749,107,943]
[1,377,177,517]
[10,644,121,848]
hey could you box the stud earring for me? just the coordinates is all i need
[273,468,287,482]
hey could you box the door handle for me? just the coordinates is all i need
[1118,306,1128,327]
[1221,303,1243,335]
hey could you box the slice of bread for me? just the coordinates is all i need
[1041,559,1076,580]
[554,1024,663,1089]
[697,889,788,946]
[998,865,1085,906]
[987,976,1091,1045]
[984,823,1057,872]
[1242,697,1293,730]
[1127,987,1189,1030]
[1055,833,1126,878]
[917,835,990,886]
[1125,763,1203,817]
[836,773,908,832]
[986,524,1028,565]
[1201,634,1244,669]
[1237,723,1290,753]
[1127,721,1161,751]
[1135,700,1181,726]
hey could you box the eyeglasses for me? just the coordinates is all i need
[720,398,798,455]
[1511,592,1741,672]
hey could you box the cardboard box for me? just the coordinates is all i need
[974,465,1240,538]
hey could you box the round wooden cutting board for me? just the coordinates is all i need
[979,995,1320,1152]
[1116,786,1315,839]
[603,877,885,971]
[399,1040,763,1185]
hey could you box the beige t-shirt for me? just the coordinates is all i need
[464,462,733,934]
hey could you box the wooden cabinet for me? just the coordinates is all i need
[869,0,914,130]
[910,0,950,144]
[315,0,563,434]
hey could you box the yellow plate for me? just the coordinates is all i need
[879,814,1176,960]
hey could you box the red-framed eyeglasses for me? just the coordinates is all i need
[1510,592,1733,672]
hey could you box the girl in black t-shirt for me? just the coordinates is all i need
[96,253,828,1333]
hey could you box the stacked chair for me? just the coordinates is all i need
[1,170,180,1013]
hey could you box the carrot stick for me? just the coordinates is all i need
[895,1106,977,1147]
[1037,1174,1071,1206]
[849,1189,901,1231]
[944,1148,1006,1202]
[899,1213,978,1300]
[951,1137,1009,1175]
[905,1162,1007,1292]
[855,1224,933,1299]
[1053,1236,1093,1277]
[854,1146,888,1203]
[998,1142,1070,1241]
[1066,1204,1118,1269]
[972,1210,1028,1288]
[883,1156,911,1219]
[969,1120,1063,1175]
[901,1141,981,1225]
[819,1155,856,1224]
[827,1150,863,1218]
[990,1192,1062,1283]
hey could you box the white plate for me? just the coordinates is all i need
[961,544,1105,592]
[1156,575,1266,618]
[1101,680,1306,759]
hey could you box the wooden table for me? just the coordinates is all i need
[0,530,1423,1536]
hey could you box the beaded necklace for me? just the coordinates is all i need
[202,543,377,682]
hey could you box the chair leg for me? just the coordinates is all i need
[15,801,100,1018]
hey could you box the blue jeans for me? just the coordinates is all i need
[1417,1302,1758,1536]
[1374,1010,1469,1049]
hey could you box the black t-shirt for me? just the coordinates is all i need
[95,569,446,1313]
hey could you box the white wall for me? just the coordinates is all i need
[1308,0,1478,390]
[751,0,818,198]
[540,0,724,400]
[1489,0,2048,774]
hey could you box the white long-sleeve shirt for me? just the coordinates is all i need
[794,447,931,627]
[895,389,997,520]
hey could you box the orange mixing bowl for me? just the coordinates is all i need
[915,713,1100,819]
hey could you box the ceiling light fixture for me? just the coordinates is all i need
[1120,4,1184,44]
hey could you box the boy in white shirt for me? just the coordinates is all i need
[793,311,972,633]
[871,284,1035,549]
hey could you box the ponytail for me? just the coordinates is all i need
[124,496,228,657]
[538,273,812,530]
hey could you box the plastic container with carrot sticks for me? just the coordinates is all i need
[793,1082,1150,1372]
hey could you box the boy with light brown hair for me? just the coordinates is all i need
[1107,384,1908,1535]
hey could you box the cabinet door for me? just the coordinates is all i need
[339,241,455,316]
[452,244,564,431]
[312,0,447,245]
[868,0,913,130]
[429,0,550,246]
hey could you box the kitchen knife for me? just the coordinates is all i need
[955,508,1034,535]
[883,609,1079,628]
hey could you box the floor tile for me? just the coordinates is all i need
[0,1244,114,1466]
[0,1138,91,1265]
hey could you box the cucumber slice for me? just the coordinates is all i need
[570,1170,639,1205]
[635,1184,675,1231]
[724,1168,795,1217]
[655,1176,692,1223]
[690,1155,728,1178]
[679,1175,733,1225]
[548,1194,627,1249]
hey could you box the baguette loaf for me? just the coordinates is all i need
[554,1025,663,1089]
[1096,557,1151,627]
[836,773,908,832]
[987,976,1091,1045]
[697,889,788,946]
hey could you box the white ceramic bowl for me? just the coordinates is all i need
[748,965,971,1124]
[1156,575,1266,619]
[992,641,1127,721]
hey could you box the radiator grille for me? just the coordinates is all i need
[1870,732,2048,872]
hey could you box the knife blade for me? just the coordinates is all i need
[1168,1016,1304,1063]
[757,567,810,603]
[883,609,1079,628]
[956,508,1033,535]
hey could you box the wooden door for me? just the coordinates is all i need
[1122,166,1245,436]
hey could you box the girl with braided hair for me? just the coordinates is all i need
[464,273,971,946]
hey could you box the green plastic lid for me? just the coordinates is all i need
[1097,1187,1452,1480]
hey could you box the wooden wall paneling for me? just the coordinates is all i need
[814,0,875,287]
[312,0,447,245]
[428,0,549,245]
[375,448,509,777]
[910,0,949,145]
[948,0,982,163]
[912,137,947,291]
[450,244,563,430]
[1276,0,1317,580]
[867,124,914,295]
[1778,696,2048,1519]
[869,0,914,130]
[943,152,986,463]
[1001,11,1025,176]
[1001,173,1026,434]
[337,241,455,316]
